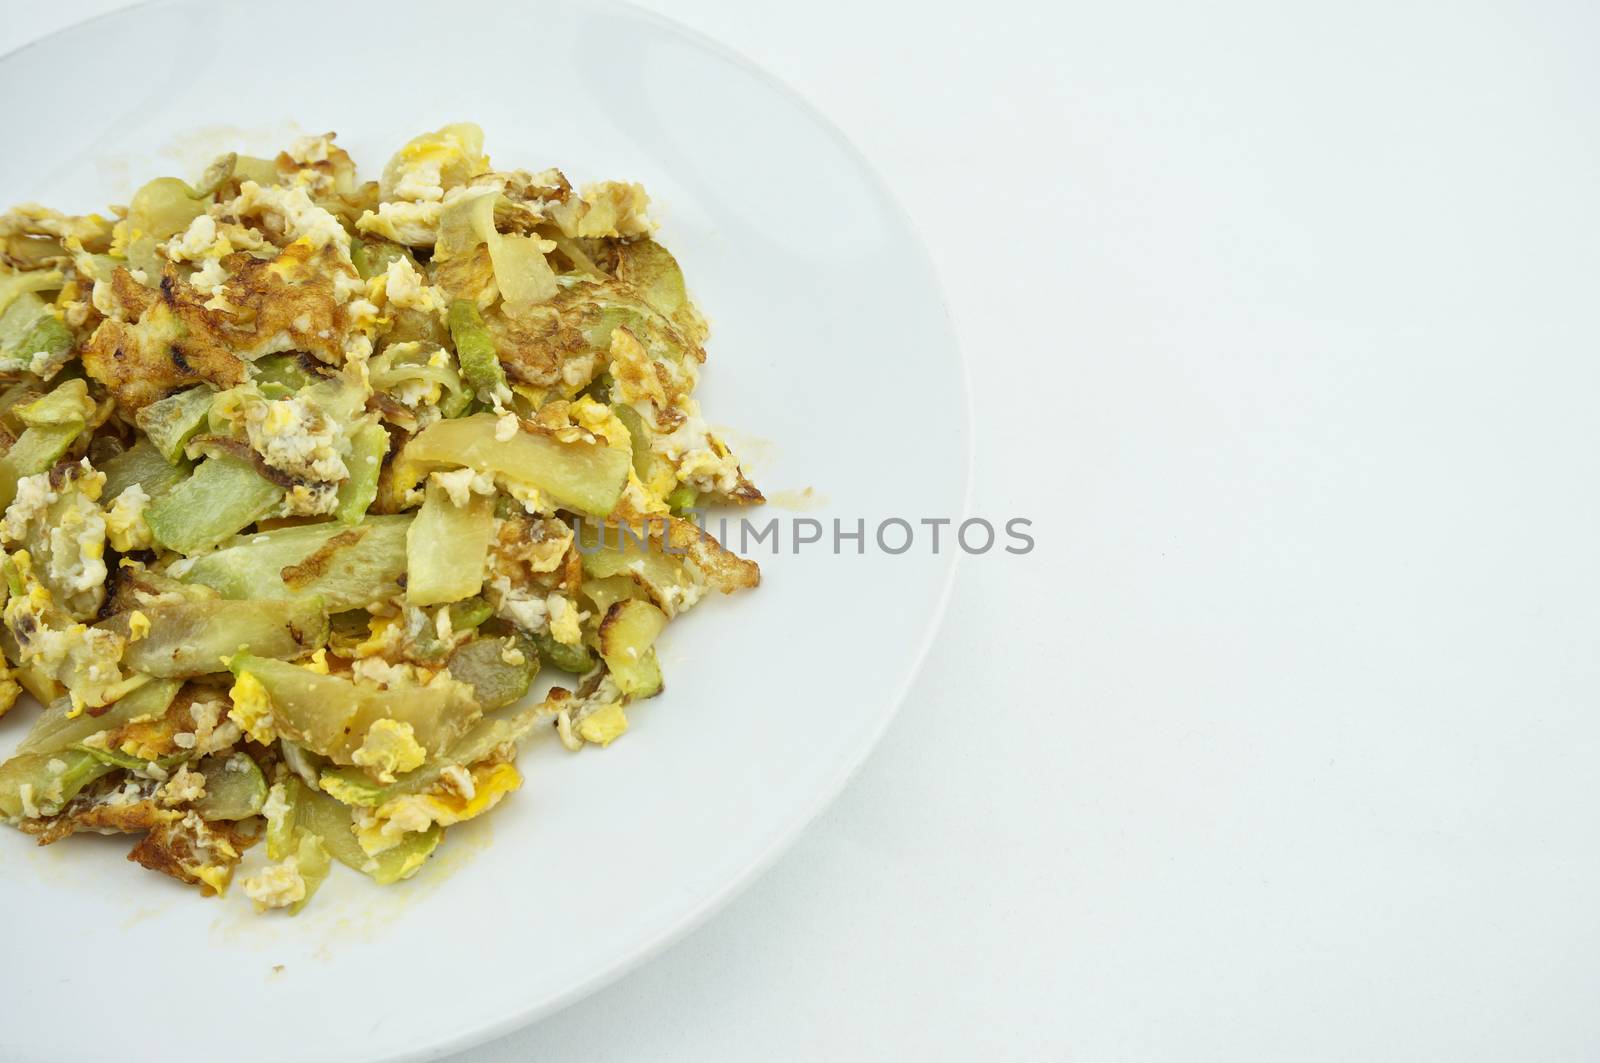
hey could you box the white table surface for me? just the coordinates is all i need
[8,2,1600,1059]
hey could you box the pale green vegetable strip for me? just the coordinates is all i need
[610,401,655,481]
[0,268,63,319]
[0,420,83,510]
[179,514,411,611]
[146,455,283,554]
[290,833,332,913]
[262,776,359,903]
[300,377,369,426]
[129,177,203,232]
[582,292,690,363]
[610,649,661,698]
[444,634,540,710]
[531,631,595,674]
[279,741,325,794]
[577,573,639,618]
[449,597,494,631]
[112,597,328,677]
[190,152,236,200]
[334,421,389,525]
[351,238,415,281]
[405,479,494,606]
[576,522,694,617]
[229,654,480,764]
[78,745,184,772]
[404,597,493,664]
[0,292,71,371]
[448,299,507,400]
[294,784,442,885]
[615,238,696,323]
[665,484,697,514]
[252,353,319,399]
[0,749,112,819]
[598,599,667,698]
[488,228,558,313]
[193,754,268,820]
[0,380,37,419]
[395,413,631,516]
[100,438,189,500]
[549,235,604,277]
[319,709,539,808]
[134,385,212,462]
[368,344,469,418]
[15,378,90,427]
[265,777,305,861]
[16,314,71,370]
[15,679,181,756]
[124,177,204,277]
[437,191,556,312]
[233,156,280,185]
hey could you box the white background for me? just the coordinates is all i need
[7,1,1600,1059]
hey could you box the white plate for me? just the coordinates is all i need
[0,1,966,1060]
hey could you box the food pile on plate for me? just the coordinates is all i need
[0,124,761,911]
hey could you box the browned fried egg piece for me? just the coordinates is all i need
[432,244,497,310]
[274,133,358,194]
[216,241,354,363]
[96,684,214,763]
[82,267,247,411]
[661,515,760,591]
[128,812,256,896]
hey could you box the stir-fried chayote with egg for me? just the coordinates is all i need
[0,124,761,911]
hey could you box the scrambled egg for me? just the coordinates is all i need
[260,781,292,846]
[380,256,448,318]
[4,463,109,620]
[245,392,348,481]
[430,466,495,507]
[232,180,350,252]
[553,675,630,752]
[0,662,20,719]
[163,213,234,263]
[45,490,109,613]
[157,764,207,807]
[577,702,629,747]
[357,124,491,246]
[485,584,589,646]
[354,201,444,247]
[1,550,128,713]
[383,123,488,204]
[227,671,277,744]
[103,484,153,552]
[242,856,307,912]
[546,592,584,647]
[351,719,427,783]
[355,760,520,856]
[652,407,745,496]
